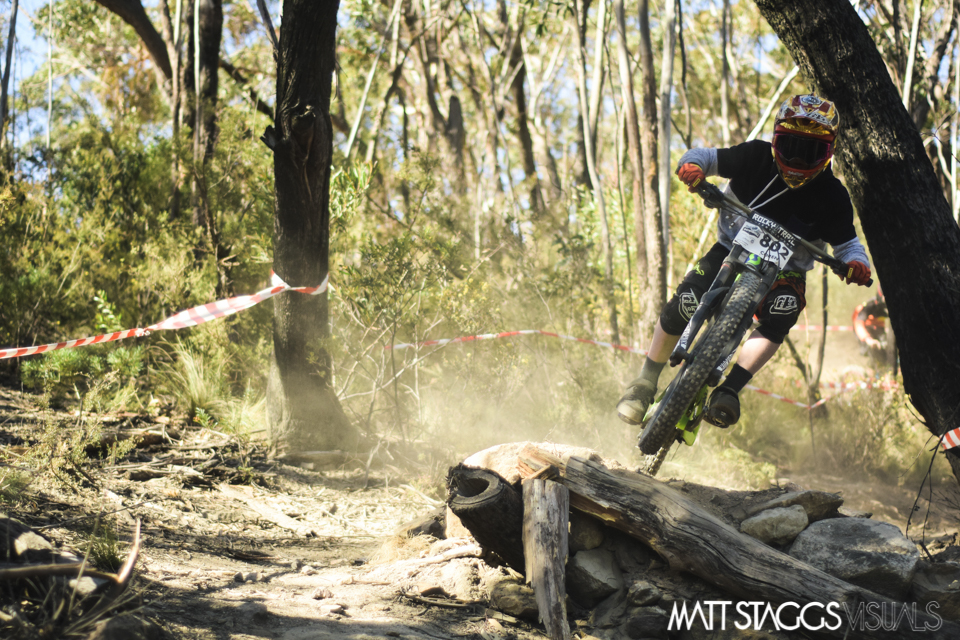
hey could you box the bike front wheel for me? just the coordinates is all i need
[637,270,761,455]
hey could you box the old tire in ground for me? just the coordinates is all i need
[447,465,525,572]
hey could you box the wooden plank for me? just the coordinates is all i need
[516,444,958,640]
[522,478,571,640]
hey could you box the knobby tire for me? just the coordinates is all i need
[642,442,672,476]
[637,270,761,455]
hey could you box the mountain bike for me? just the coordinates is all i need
[637,181,872,476]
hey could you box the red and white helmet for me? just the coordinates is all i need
[772,94,839,189]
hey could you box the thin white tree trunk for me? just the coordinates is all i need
[902,0,923,108]
[720,0,730,147]
[46,1,52,150]
[574,0,619,344]
[658,0,677,282]
[344,0,403,159]
[588,0,608,146]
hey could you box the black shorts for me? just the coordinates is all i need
[659,242,806,344]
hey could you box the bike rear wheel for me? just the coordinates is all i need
[637,270,761,455]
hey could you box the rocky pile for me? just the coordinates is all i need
[394,442,960,640]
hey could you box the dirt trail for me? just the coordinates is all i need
[2,383,958,640]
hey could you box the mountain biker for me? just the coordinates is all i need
[617,94,872,429]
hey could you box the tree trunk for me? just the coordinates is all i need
[573,0,619,346]
[508,26,543,215]
[637,0,667,331]
[658,0,677,261]
[754,0,960,481]
[614,0,651,332]
[265,0,358,454]
[0,0,17,161]
[94,0,173,79]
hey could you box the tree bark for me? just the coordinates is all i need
[0,0,17,159]
[573,0,619,346]
[265,0,357,453]
[614,0,650,332]
[637,0,667,329]
[94,0,172,79]
[753,0,960,480]
[508,25,543,214]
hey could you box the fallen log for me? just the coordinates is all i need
[516,445,957,640]
[522,478,571,640]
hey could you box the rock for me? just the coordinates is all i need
[933,545,960,564]
[486,575,539,620]
[789,518,920,599]
[84,615,165,640]
[67,576,111,597]
[311,587,333,600]
[911,560,960,621]
[739,505,808,545]
[586,588,628,629]
[394,506,444,539]
[620,605,670,639]
[838,506,873,519]
[1,515,55,563]
[626,580,662,607]
[739,490,843,522]
[234,572,244,582]
[318,603,344,616]
[567,548,624,608]
[569,510,605,553]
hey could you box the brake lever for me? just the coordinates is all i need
[829,264,874,287]
[694,182,726,209]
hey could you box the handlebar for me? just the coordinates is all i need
[693,182,874,287]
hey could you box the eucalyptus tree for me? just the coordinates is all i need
[755,0,960,482]
[262,0,357,453]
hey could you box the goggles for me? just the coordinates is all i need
[773,133,832,171]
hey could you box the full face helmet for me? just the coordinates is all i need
[772,94,839,189]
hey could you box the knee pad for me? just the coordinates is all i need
[755,288,804,344]
[660,286,702,335]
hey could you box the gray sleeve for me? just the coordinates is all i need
[831,237,870,267]
[677,148,719,176]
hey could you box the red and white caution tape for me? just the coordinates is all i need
[743,384,828,410]
[942,428,960,451]
[387,329,648,355]
[817,380,898,391]
[791,325,853,332]
[0,272,326,360]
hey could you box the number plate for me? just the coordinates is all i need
[733,221,795,269]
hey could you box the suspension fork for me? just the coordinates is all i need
[669,248,744,367]
[706,261,780,386]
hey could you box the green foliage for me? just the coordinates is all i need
[84,520,123,573]
[0,469,31,504]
